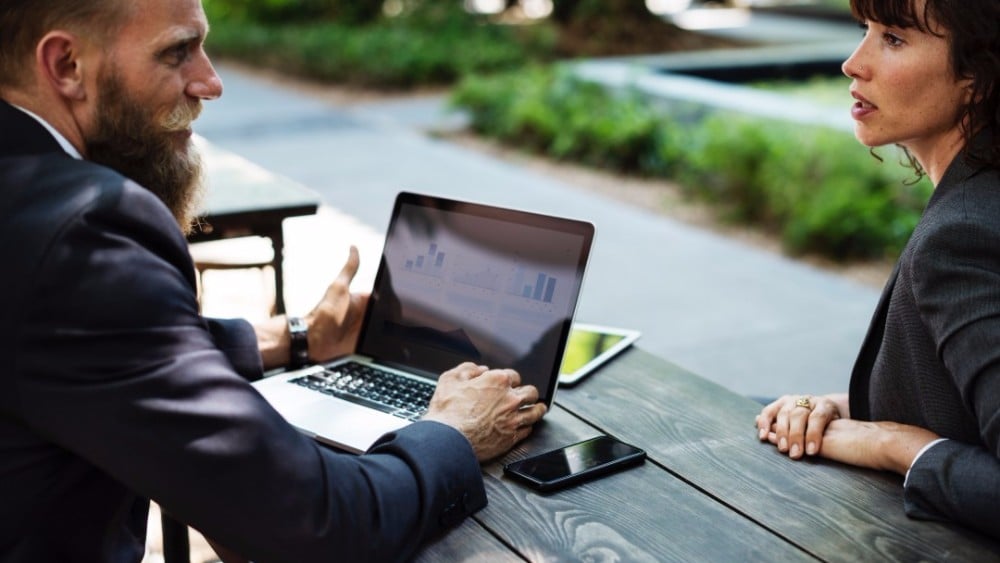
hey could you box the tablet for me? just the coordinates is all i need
[558,323,641,387]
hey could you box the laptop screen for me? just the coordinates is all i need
[357,192,594,405]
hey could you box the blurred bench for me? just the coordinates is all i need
[187,137,320,314]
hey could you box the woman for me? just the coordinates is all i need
[755,0,1000,540]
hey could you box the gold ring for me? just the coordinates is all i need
[795,396,811,409]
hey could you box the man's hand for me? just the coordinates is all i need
[423,363,547,462]
[305,246,369,362]
[253,246,369,370]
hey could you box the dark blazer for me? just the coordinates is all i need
[850,137,1000,540]
[0,100,486,562]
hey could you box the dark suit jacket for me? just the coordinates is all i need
[850,136,1000,540]
[0,100,487,562]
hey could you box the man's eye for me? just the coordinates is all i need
[163,44,191,65]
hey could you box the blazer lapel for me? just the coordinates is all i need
[848,261,900,421]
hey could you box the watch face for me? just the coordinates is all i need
[289,316,308,335]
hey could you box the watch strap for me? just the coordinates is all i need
[287,316,310,369]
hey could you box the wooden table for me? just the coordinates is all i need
[187,138,320,314]
[414,347,1000,562]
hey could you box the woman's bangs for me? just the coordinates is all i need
[850,0,930,31]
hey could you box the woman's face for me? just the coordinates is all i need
[841,6,972,177]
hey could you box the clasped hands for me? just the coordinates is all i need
[755,393,939,476]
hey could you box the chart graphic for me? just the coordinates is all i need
[508,265,558,304]
[399,243,566,325]
[404,243,446,278]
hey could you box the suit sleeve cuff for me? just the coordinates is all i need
[369,420,487,531]
[903,438,949,487]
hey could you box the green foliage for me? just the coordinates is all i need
[451,67,672,174]
[204,6,555,88]
[452,67,932,260]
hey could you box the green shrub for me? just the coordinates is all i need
[203,3,556,88]
[451,68,933,261]
[451,67,672,173]
[675,115,775,224]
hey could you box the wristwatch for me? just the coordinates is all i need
[287,316,310,369]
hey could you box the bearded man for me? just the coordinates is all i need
[0,1,546,561]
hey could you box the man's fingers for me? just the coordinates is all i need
[439,362,485,382]
[518,402,547,427]
[335,246,361,285]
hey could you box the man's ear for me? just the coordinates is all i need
[36,31,89,101]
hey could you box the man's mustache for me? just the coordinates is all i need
[161,102,202,132]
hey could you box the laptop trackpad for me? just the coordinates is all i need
[264,383,410,454]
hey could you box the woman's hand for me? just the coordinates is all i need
[756,393,848,459]
[818,419,939,475]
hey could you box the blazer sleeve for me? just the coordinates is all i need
[904,441,1000,539]
[905,194,1000,540]
[14,179,486,562]
[204,317,264,381]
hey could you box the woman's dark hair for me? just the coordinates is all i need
[851,0,1000,170]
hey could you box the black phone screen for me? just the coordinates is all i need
[503,435,646,491]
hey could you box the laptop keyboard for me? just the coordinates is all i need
[289,361,435,421]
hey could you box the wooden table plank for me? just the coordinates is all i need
[474,408,813,562]
[416,519,522,563]
[556,348,1000,562]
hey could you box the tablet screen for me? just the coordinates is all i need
[558,323,640,386]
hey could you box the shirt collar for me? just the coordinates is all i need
[10,104,83,160]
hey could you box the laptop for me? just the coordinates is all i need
[253,192,595,453]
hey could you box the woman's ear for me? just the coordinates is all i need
[36,31,89,101]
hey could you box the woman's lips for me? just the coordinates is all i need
[850,92,877,120]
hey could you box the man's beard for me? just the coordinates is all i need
[85,71,205,234]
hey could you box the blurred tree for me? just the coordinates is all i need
[551,0,653,24]
[204,0,383,24]
[326,1,384,24]
[548,0,717,56]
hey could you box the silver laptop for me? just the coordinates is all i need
[253,192,595,453]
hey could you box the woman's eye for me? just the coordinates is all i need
[883,33,903,47]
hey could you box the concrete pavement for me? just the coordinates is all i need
[194,61,883,400]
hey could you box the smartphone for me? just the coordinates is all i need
[503,435,646,492]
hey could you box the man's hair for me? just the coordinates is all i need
[851,0,1000,170]
[0,0,133,91]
